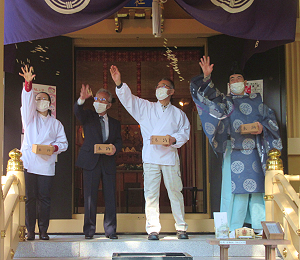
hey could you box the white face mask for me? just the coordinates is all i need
[93,102,107,114]
[36,100,50,112]
[230,82,245,95]
[156,87,169,100]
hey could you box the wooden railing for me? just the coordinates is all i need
[265,149,300,259]
[0,149,25,260]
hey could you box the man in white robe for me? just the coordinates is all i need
[110,65,190,240]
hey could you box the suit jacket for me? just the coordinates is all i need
[74,102,122,173]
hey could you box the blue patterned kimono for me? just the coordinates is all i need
[190,74,282,230]
[190,74,282,195]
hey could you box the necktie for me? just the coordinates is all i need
[100,116,106,142]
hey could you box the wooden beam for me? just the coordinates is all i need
[66,19,219,39]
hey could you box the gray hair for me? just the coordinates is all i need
[96,88,113,103]
[159,77,175,89]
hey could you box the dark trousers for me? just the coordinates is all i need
[24,169,54,233]
[83,159,117,237]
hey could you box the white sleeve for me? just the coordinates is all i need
[51,121,68,154]
[77,98,85,105]
[20,88,36,129]
[171,112,190,148]
[115,83,150,123]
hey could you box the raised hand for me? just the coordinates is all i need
[80,84,92,100]
[19,65,36,82]
[110,65,122,86]
[199,56,214,78]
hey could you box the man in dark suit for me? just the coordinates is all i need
[74,84,122,239]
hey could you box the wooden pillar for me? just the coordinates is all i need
[0,0,5,253]
[285,42,300,139]
[0,0,5,176]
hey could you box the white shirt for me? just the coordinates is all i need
[116,83,190,165]
[21,88,68,176]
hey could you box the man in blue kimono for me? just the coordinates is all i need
[190,56,282,234]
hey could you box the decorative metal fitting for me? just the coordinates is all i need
[296,229,300,236]
[19,195,27,202]
[282,247,287,258]
[114,13,122,33]
[10,249,15,259]
[264,195,274,201]
[7,148,23,172]
[1,230,6,238]
[19,226,26,242]
[266,148,283,170]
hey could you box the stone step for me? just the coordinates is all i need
[14,234,283,259]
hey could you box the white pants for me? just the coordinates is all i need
[143,162,188,234]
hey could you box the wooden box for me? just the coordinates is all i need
[150,135,170,145]
[235,227,255,239]
[32,144,54,155]
[94,144,113,154]
[240,122,259,134]
[261,221,284,240]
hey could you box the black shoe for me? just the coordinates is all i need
[39,232,49,240]
[177,231,189,239]
[106,233,118,239]
[85,235,94,239]
[26,231,35,241]
[148,232,159,240]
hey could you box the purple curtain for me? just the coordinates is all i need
[175,0,296,41]
[5,0,296,45]
[4,0,297,70]
[175,0,297,65]
[4,0,131,45]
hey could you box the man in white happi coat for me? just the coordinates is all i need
[110,65,190,240]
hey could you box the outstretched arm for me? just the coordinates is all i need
[79,84,93,101]
[19,65,36,83]
[20,65,37,127]
[19,65,36,92]
[74,84,93,125]
[199,56,214,78]
[110,65,122,86]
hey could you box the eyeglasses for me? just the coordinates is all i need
[35,97,49,101]
[156,83,171,89]
[94,97,109,103]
